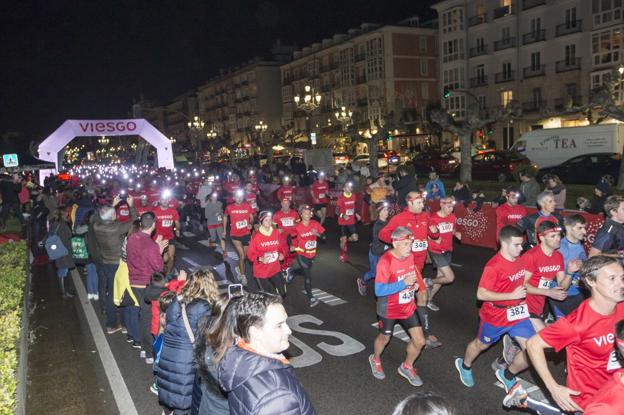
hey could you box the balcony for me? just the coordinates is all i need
[554,96,583,110]
[522,29,546,45]
[556,20,582,37]
[495,71,515,83]
[523,64,546,78]
[468,14,487,27]
[355,54,366,62]
[522,0,546,10]
[470,76,488,87]
[494,37,516,51]
[522,100,547,112]
[556,57,582,72]
[469,45,488,58]
[356,98,368,107]
[493,5,513,19]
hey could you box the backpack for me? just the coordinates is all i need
[44,223,69,260]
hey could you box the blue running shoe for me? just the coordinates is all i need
[495,368,517,392]
[454,358,474,387]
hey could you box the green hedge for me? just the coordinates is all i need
[0,242,26,414]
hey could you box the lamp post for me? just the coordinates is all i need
[98,135,109,145]
[187,115,206,163]
[294,85,321,145]
[334,106,353,131]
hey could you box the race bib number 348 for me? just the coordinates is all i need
[412,240,428,252]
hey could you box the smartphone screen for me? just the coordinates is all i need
[227,284,244,299]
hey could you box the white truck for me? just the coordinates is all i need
[510,124,624,169]
[301,148,334,174]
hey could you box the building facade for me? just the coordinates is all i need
[280,19,439,152]
[431,0,617,150]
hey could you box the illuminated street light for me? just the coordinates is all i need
[254,120,268,132]
[334,106,353,130]
[294,85,321,114]
[98,135,109,145]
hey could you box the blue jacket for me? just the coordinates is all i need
[218,345,317,415]
[157,299,212,411]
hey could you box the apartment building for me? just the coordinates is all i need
[280,18,438,151]
[432,0,598,149]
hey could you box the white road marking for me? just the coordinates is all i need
[451,262,463,268]
[70,269,138,415]
[301,288,347,306]
[371,322,411,342]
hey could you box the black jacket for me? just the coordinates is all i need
[392,175,417,207]
[50,219,75,269]
[370,219,389,256]
[218,346,317,415]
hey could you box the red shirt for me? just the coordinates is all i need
[496,203,527,238]
[153,205,179,240]
[311,181,329,203]
[224,181,242,203]
[277,185,295,201]
[379,209,440,269]
[115,202,131,223]
[375,251,425,319]
[336,192,357,225]
[478,253,529,327]
[135,205,152,217]
[583,370,624,414]
[273,209,299,236]
[246,228,286,278]
[225,202,253,237]
[246,192,258,211]
[428,212,456,254]
[523,245,564,315]
[293,220,325,259]
[539,301,624,409]
[126,232,164,286]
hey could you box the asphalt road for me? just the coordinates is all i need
[80,221,566,415]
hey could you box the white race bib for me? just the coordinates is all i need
[162,219,173,227]
[607,350,623,371]
[304,240,317,250]
[251,201,257,209]
[235,220,247,229]
[412,240,428,252]
[506,304,529,322]
[438,222,454,233]
[398,288,415,304]
[263,252,279,264]
[120,209,129,216]
[345,208,354,216]
[318,193,325,199]
[538,277,551,290]
[282,218,294,227]
[217,214,223,222]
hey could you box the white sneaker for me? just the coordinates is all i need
[92,294,99,301]
[87,294,93,300]
[140,350,146,358]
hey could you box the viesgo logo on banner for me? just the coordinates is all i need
[75,120,139,135]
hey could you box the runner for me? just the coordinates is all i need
[205,192,225,251]
[246,210,287,297]
[276,176,295,203]
[589,195,624,258]
[516,191,564,250]
[379,190,441,348]
[310,171,329,225]
[356,201,390,296]
[495,186,527,239]
[424,195,461,311]
[504,255,624,414]
[223,173,242,204]
[244,182,259,213]
[290,204,325,307]
[368,226,426,387]
[273,197,299,281]
[336,181,360,262]
[153,190,181,274]
[455,225,534,392]
[223,189,254,277]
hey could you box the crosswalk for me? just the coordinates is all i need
[370,322,411,342]
[302,288,347,306]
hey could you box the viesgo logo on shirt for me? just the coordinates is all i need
[594,333,615,347]
[508,269,526,282]
[260,240,279,248]
[231,209,249,214]
[538,265,561,273]
[507,214,523,220]
[300,231,315,238]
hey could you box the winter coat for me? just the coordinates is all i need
[157,299,212,411]
[392,175,417,207]
[50,219,75,269]
[92,208,136,264]
[218,345,317,415]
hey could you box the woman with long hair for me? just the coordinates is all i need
[157,267,221,415]
[208,291,317,414]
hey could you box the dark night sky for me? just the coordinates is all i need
[1,0,436,141]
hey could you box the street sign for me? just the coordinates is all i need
[310,132,317,145]
[2,154,18,167]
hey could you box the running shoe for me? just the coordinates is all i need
[397,364,423,387]
[454,358,474,387]
[92,294,99,301]
[309,297,320,307]
[502,383,528,409]
[495,368,518,393]
[106,325,122,334]
[368,354,385,380]
[426,301,440,312]
[502,334,521,366]
[425,337,442,349]
[87,294,93,300]
[490,357,507,372]
[150,382,159,396]
[126,336,133,343]
[121,326,128,334]
[285,268,296,284]
[140,350,146,359]
[145,357,154,365]
[356,278,367,296]
[131,341,141,349]
[339,252,348,263]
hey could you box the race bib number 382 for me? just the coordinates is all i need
[506,304,529,322]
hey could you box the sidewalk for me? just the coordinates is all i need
[26,262,116,414]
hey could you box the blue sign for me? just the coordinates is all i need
[2,154,18,167]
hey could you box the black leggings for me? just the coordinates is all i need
[297,255,314,298]
[253,272,286,297]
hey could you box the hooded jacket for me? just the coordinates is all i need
[218,344,317,415]
[92,207,137,264]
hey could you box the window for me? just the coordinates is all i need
[476,37,485,52]
[502,61,512,77]
[420,60,429,76]
[478,95,487,110]
[421,83,429,99]
[443,67,465,90]
[530,17,542,34]
[502,27,511,41]
[419,36,428,52]
[592,28,621,65]
[442,7,464,33]
[532,88,542,104]
[565,44,577,63]
[443,38,465,62]
[593,0,622,25]
[565,83,577,98]
[475,64,485,81]
[500,90,513,106]
[531,52,541,69]
[565,8,577,27]
[592,70,624,101]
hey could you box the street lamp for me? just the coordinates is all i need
[98,135,109,145]
[254,120,268,133]
[169,136,176,144]
[206,129,217,139]
[187,115,205,130]
[334,106,353,130]
[294,85,321,114]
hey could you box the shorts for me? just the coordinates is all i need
[340,224,357,238]
[208,226,224,243]
[230,234,251,246]
[377,313,421,335]
[430,251,452,268]
[478,319,536,345]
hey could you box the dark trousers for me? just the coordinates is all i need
[98,263,119,327]
[252,272,286,297]
[129,287,153,358]
[296,255,314,298]
[0,202,25,226]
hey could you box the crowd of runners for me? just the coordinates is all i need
[9,160,624,414]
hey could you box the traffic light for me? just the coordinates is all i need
[443,88,451,99]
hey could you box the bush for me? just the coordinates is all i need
[0,241,26,414]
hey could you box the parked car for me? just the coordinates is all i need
[412,151,459,177]
[445,143,496,161]
[537,152,621,185]
[333,152,350,166]
[383,150,401,165]
[352,153,388,169]
[471,151,531,182]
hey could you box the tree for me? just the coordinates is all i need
[429,96,521,182]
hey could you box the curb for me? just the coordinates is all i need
[15,248,33,415]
